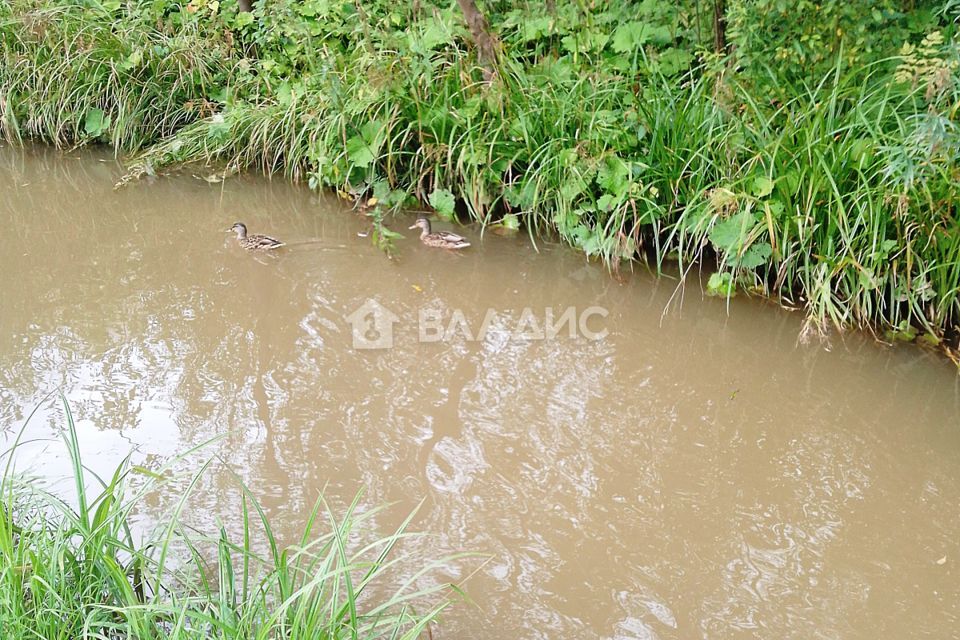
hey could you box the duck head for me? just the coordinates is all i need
[227,222,248,238]
[408,218,431,233]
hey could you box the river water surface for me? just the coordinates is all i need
[2,145,960,639]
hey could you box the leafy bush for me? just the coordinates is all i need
[2,0,960,352]
[727,0,948,94]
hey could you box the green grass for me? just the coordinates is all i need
[1,1,958,356]
[0,2,226,151]
[0,397,462,639]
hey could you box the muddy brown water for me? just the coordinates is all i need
[2,145,960,639]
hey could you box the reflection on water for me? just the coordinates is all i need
[2,144,960,639]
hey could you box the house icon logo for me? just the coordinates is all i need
[344,299,400,349]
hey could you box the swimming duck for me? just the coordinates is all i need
[227,222,285,251]
[408,217,471,249]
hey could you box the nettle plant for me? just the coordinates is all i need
[496,0,703,77]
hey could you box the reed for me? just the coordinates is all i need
[1,1,957,354]
[0,397,460,639]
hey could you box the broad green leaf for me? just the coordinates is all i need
[419,17,450,50]
[505,181,536,209]
[84,108,111,137]
[376,226,403,241]
[558,148,579,167]
[121,49,143,71]
[276,82,293,106]
[848,138,874,165]
[657,48,693,76]
[709,211,753,254]
[597,193,618,212]
[360,120,383,144]
[597,155,630,197]
[458,96,484,120]
[707,272,735,297]
[779,171,800,196]
[559,175,588,202]
[579,231,603,256]
[569,223,591,244]
[647,25,672,45]
[587,30,610,51]
[751,175,775,198]
[499,213,520,231]
[233,11,254,27]
[429,188,456,220]
[560,34,579,54]
[208,86,228,103]
[372,180,407,207]
[346,136,374,167]
[347,122,384,169]
[521,17,553,42]
[739,242,772,269]
[766,201,785,219]
[612,22,651,53]
[884,322,918,342]
[206,114,230,142]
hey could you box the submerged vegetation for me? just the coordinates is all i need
[1,1,959,353]
[0,399,459,639]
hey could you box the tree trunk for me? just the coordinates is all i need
[713,0,727,53]
[238,0,252,12]
[456,0,498,67]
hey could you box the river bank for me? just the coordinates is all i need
[3,142,960,638]
[1,398,456,640]
[2,1,958,359]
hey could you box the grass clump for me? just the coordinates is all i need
[0,1,230,150]
[1,1,959,355]
[0,398,461,639]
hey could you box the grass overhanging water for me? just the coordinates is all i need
[0,397,463,639]
[0,1,958,359]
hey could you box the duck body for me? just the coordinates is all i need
[228,222,285,250]
[409,218,471,249]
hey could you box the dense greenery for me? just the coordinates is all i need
[0,399,458,639]
[1,1,959,352]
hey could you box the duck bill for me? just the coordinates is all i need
[408,224,418,229]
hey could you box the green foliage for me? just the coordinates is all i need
[429,188,457,220]
[498,1,702,76]
[2,0,960,347]
[83,107,110,138]
[0,0,230,149]
[346,120,385,169]
[0,398,462,639]
[707,271,736,297]
[727,0,949,94]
